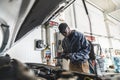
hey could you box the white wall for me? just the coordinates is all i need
[6,27,42,63]
[108,21,120,49]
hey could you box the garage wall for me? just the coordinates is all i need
[107,21,120,49]
[6,27,42,63]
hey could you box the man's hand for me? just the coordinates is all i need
[64,54,70,60]
[55,52,71,60]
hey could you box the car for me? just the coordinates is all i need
[0,0,119,80]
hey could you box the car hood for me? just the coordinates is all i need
[0,0,75,53]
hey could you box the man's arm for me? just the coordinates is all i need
[68,33,90,62]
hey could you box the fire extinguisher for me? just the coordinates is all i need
[44,45,51,65]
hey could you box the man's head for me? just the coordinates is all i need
[58,23,71,37]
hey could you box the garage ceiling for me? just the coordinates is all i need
[86,0,120,22]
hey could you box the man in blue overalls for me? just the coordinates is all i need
[58,23,90,73]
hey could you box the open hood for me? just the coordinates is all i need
[15,0,75,42]
[0,0,75,53]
